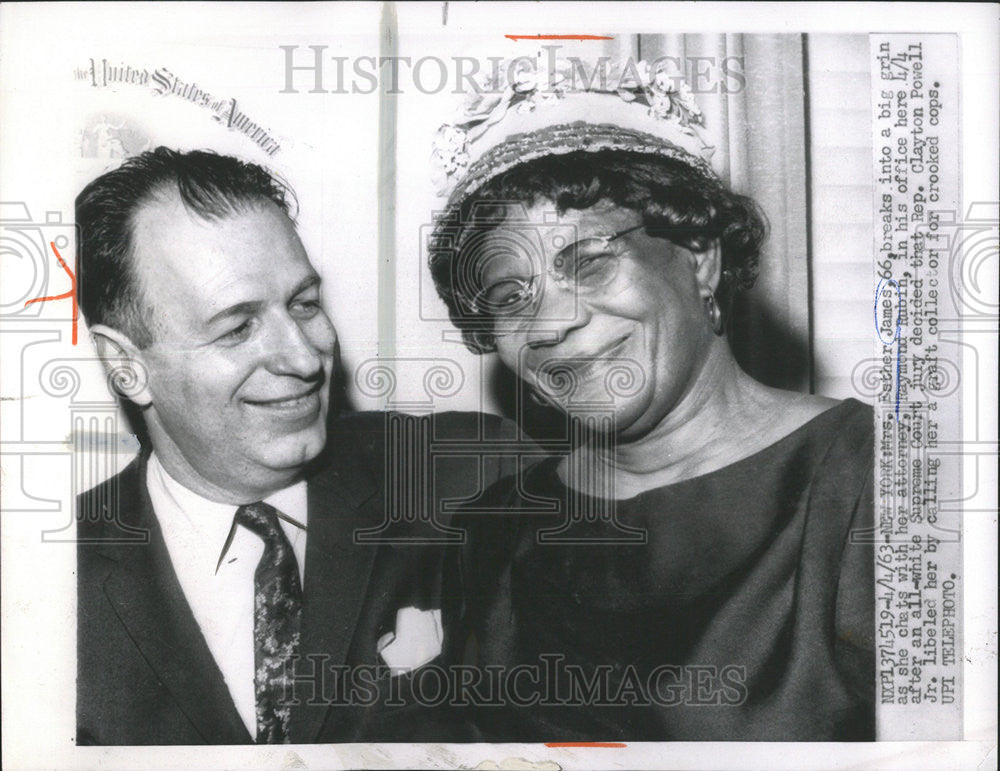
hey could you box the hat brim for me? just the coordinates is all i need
[445,121,718,210]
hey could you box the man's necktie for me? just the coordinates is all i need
[235,502,302,744]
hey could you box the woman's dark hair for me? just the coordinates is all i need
[76,146,296,348]
[429,149,768,353]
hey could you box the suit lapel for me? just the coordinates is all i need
[99,459,252,744]
[292,416,382,743]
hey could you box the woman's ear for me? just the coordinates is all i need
[90,324,153,407]
[691,240,723,296]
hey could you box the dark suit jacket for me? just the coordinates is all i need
[77,410,524,745]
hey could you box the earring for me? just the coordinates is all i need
[704,292,725,336]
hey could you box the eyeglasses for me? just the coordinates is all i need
[464,223,646,319]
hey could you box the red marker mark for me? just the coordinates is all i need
[24,241,78,345]
[545,742,627,748]
[505,34,614,41]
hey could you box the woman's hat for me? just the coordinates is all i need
[431,57,718,206]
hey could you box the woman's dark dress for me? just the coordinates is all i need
[446,398,875,741]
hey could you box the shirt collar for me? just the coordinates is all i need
[265,482,308,532]
[147,452,308,572]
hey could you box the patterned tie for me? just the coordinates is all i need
[235,502,302,744]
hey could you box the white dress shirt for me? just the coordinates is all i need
[146,452,308,737]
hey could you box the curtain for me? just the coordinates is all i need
[621,34,814,392]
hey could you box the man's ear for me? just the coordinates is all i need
[90,324,153,407]
[689,240,723,297]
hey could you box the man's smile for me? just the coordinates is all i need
[243,380,324,417]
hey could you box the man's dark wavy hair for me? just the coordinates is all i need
[429,149,768,354]
[76,146,295,347]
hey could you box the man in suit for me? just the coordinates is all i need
[76,147,519,744]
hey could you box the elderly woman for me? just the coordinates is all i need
[429,63,874,741]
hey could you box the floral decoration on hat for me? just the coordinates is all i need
[431,58,714,199]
